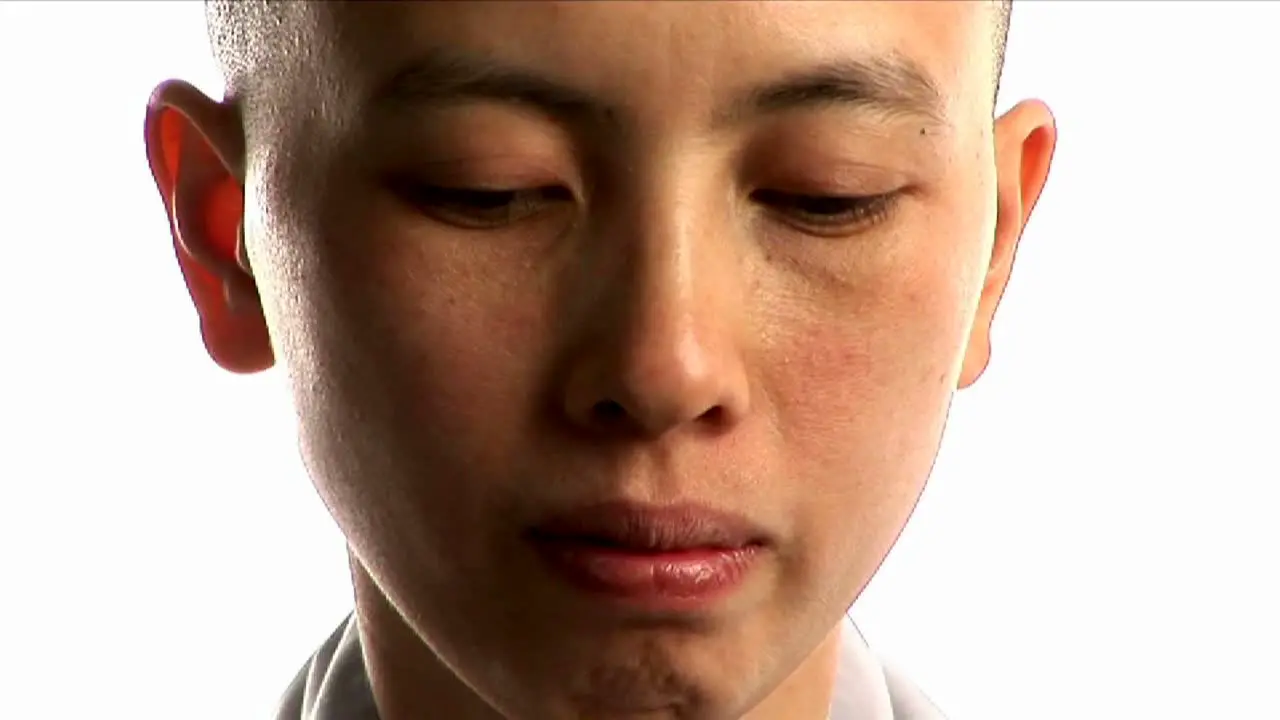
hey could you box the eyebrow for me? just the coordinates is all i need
[368,49,948,129]
[726,55,946,127]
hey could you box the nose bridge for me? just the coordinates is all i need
[562,173,750,437]
[627,195,707,365]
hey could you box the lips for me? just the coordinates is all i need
[524,501,770,612]
[525,500,768,553]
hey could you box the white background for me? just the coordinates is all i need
[1,2,1277,719]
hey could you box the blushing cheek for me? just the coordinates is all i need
[774,292,959,471]
[768,276,967,595]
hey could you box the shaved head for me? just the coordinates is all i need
[206,1,1015,112]
[151,2,1055,718]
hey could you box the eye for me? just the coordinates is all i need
[394,182,573,229]
[751,189,899,233]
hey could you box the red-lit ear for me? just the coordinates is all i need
[959,99,1057,389]
[144,79,273,373]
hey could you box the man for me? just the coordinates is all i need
[143,1,1054,718]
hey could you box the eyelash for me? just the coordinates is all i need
[397,182,899,234]
[750,189,899,233]
[397,184,573,229]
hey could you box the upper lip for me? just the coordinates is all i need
[526,500,769,552]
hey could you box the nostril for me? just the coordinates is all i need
[590,399,628,424]
[698,405,726,425]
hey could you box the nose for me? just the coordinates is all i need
[559,214,751,440]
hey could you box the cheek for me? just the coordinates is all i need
[762,253,976,583]
[767,267,971,464]
[262,186,559,549]
[312,237,549,470]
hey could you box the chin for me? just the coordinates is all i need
[485,609,795,720]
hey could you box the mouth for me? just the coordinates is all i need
[526,500,770,551]
[524,501,771,612]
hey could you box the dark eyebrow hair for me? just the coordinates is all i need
[368,49,947,129]
[726,55,946,127]
[369,50,610,126]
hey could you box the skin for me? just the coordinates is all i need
[144,2,1054,719]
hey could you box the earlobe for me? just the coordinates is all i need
[958,100,1057,389]
[144,80,274,374]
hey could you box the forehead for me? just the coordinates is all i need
[296,1,995,131]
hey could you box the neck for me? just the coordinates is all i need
[352,558,843,720]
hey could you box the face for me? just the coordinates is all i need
[147,2,1054,719]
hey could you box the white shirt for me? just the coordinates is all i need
[275,613,944,720]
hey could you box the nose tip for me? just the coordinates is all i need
[563,338,749,439]
[578,386,735,438]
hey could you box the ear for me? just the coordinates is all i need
[958,99,1057,389]
[144,79,274,373]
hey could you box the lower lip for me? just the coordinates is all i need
[531,540,762,611]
